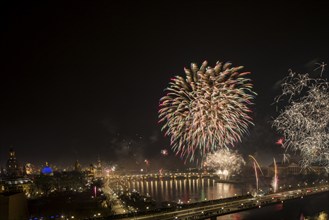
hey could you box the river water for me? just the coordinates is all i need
[125,177,329,220]
[217,192,329,220]
[125,177,252,203]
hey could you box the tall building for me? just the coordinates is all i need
[6,148,21,177]
[74,160,81,172]
[95,158,102,178]
[87,164,95,179]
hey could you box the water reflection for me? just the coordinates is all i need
[125,177,248,203]
[124,178,328,219]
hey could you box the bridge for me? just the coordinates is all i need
[109,172,235,182]
[108,184,329,220]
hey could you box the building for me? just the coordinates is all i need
[268,161,326,177]
[87,164,95,179]
[0,192,28,220]
[41,162,54,176]
[74,160,81,172]
[6,148,22,177]
[286,162,300,175]
[95,158,102,178]
[0,178,33,196]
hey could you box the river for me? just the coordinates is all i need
[124,177,329,220]
[125,177,253,204]
[216,192,329,220]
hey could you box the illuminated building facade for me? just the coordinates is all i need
[41,162,54,176]
[268,161,326,177]
[95,158,102,178]
[6,148,22,177]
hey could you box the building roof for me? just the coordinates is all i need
[41,166,53,175]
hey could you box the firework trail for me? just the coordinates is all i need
[272,158,278,193]
[248,155,264,176]
[281,153,290,163]
[273,67,329,172]
[253,162,259,192]
[248,155,264,193]
[159,60,256,161]
[205,149,246,179]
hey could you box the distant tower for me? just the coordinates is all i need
[97,157,101,169]
[88,164,95,179]
[95,157,102,178]
[74,160,81,172]
[6,148,21,177]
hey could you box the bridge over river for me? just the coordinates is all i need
[108,184,329,220]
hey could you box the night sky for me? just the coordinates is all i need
[0,1,328,169]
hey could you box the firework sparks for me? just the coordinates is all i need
[161,149,168,156]
[281,153,290,163]
[159,60,256,161]
[205,149,246,179]
[253,162,259,192]
[273,68,329,172]
[144,159,150,166]
[314,62,327,77]
[276,138,284,146]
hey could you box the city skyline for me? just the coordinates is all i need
[1,1,328,167]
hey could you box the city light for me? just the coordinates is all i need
[0,2,327,220]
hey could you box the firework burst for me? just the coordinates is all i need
[204,148,246,178]
[159,60,256,161]
[273,68,329,172]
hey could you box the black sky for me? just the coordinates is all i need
[0,1,328,168]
